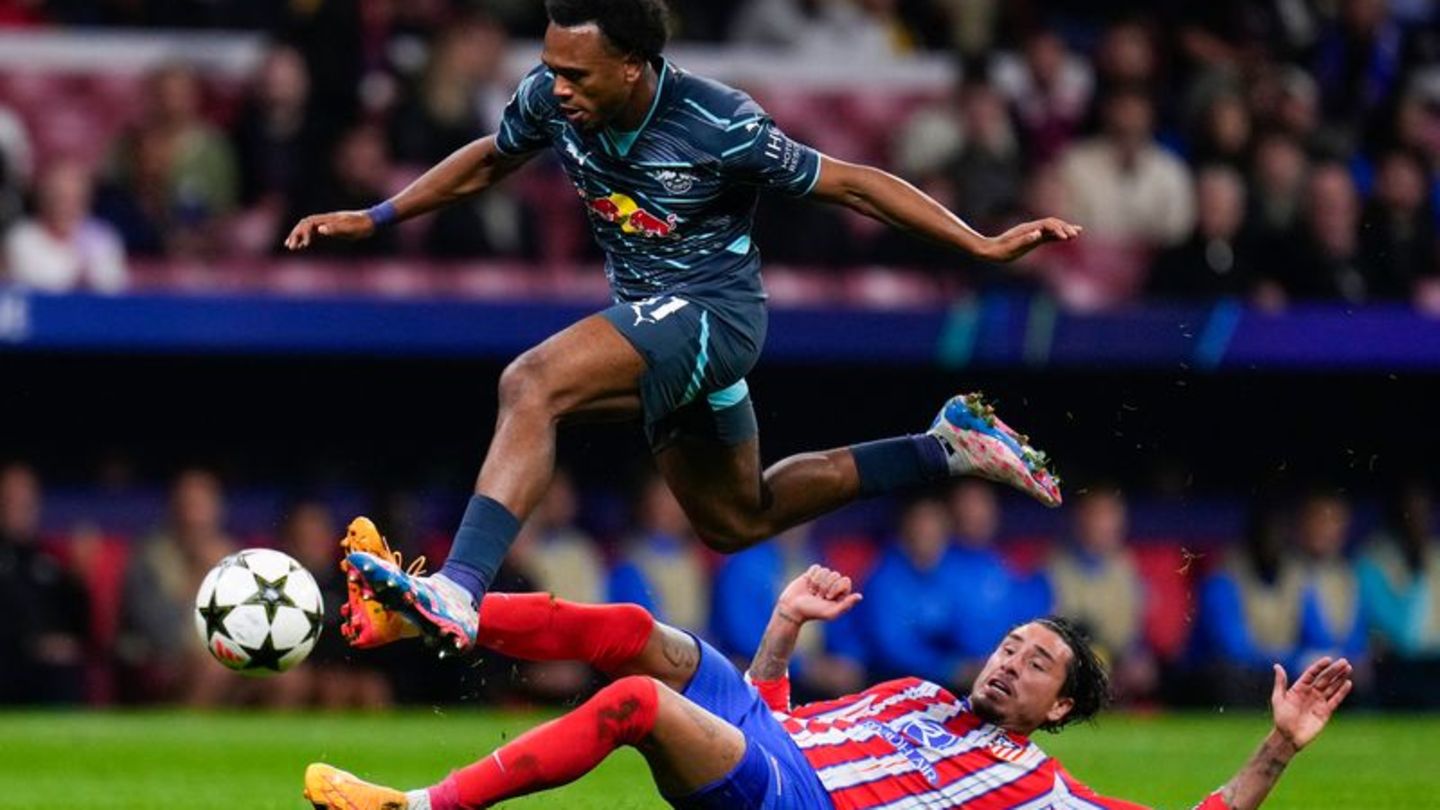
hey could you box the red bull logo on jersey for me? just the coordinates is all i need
[579,190,678,238]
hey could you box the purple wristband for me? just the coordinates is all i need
[365,200,398,227]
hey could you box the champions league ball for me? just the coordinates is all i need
[194,548,324,675]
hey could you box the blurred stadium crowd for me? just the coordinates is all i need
[1,0,1439,308]
[3,460,1438,712]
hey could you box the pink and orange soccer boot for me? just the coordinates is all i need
[338,517,422,648]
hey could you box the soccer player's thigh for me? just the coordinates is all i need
[638,683,749,799]
[656,434,765,542]
[504,313,646,419]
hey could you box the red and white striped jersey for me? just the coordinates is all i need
[754,676,1227,810]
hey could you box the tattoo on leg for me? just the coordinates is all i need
[660,632,699,673]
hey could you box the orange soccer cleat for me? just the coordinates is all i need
[303,763,409,810]
[338,517,422,648]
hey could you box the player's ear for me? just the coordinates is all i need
[1044,696,1074,727]
[623,54,645,84]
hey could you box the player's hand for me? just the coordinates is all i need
[284,210,376,250]
[1270,657,1353,752]
[983,218,1082,262]
[776,564,862,624]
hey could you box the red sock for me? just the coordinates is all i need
[429,676,660,810]
[475,593,654,673]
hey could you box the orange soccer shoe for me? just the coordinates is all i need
[303,763,409,810]
[339,517,422,648]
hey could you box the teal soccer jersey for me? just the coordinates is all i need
[495,59,822,305]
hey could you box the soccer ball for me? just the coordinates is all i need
[194,548,324,675]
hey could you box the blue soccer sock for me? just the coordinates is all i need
[438,495,521,603]
[850,434,951,498]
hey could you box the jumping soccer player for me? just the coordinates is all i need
[285,0,1082,655]
[303,565,1353,810]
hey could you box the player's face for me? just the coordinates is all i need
[542,23,646,131]
[968,623,1074,735]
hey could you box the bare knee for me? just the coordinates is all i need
[497,350,557,416]
[692,512,771,553]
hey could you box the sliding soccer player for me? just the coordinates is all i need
[304,565,1352,810]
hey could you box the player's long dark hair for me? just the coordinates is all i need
[1035,616,1111,732]
[545,0,671,61]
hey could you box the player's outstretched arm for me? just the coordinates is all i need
[1205,657,1353,810]
[808,155,1081,263]
[283,135,535,250]
[747,565,861,691]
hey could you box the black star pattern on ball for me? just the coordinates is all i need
[300,605,323,644]
[197,590,235,640]
[243,571,296,623]
[239,633,287,672]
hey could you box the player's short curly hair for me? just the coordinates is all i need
[1035,616,1111,732]
[545,0,671,61]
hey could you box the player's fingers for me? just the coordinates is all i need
[1312,659,1348,691]
[825,575,850,600]
[1271,664,1287,703]
[1298,656,1332,685]
[823,592,863,618]
[1326,679,1354,711]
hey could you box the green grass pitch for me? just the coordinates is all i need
[0,710,1435,808]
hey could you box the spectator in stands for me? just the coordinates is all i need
[1275,162,1373,302]
[503,469,607,699]
[1058,86,1195,252]
[1313,0,1410,149]
[232,44,333,214]
[1266,66,1325,151]
[1246,131,1310,253]
[286,123,400,257]
[510,469,604,604]
[859,497,969,688]
[944,480,1034,675]
[1359,483,1440,707]
[0,462,89,704]
[0,102,32,233]
[1045,485,1155,701]
[1093,20,1159,89]
[116,468,236,704]
[882,61,1019,268]
[1199,504,1304,705]
[108,64,238,256]
[609,474,710,632]
[731,0,916,57]
[711,524,866,701]
[1292,491,1368,669]
[993,28,1093,165]
[944,77,1023,231]
[1189,89,1253,169]
[390,16,510,166]
[1359,148,1437,299]
[3,160,127,293]
[281,501,393,709]
[1150,164,1265,298]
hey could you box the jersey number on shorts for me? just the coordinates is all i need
[631,295,690,326]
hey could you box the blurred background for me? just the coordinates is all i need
[2,0,1439,718]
